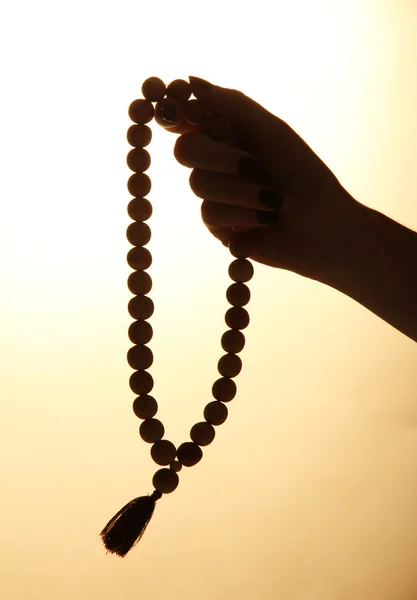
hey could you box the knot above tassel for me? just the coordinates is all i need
[100,490,162,557]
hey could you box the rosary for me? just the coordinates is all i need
[100,76,257,557]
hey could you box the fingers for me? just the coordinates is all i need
[174,132,256,177]
[190,168,282,212]
[172,130,282,231]
[201,199,279,229]
[153,92,283,233]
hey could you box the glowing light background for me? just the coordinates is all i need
[1,1,416,598]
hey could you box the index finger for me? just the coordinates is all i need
[155,104,237,145]
[159,119,202,135]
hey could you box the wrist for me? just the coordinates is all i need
[306,190,369,287]
[315,194,417,341]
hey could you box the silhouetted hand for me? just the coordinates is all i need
[160,76,358,282]
[156,77,417,341]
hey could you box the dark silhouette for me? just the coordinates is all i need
[160,76,417,343]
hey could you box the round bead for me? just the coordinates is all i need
[221,329,245,354]
[128,98,155,124]
[204,401,228,425]
[126,222,151,246]
[128,296,154,320]
[212,377,236,402]
[142,77,166,102]
[200,115,231,141]
[218,353,242,378]
[184,99,206,124]
[225,307,249,330]
[177,442,203,467]
[130,370,154,394]
[127,124,152,148]
[153,468,179,494]
[228,232,256,258]
[170,460,182,472]
[128,320,153,345]
[151,439,177,465]
[133,394,158,419]
[140,418,164,443]
[190,422,215,446]
[127,148,151,172]
[166,79,192,103]
[228,258,254,283]
[127,247,152,270]
[127,198,153,222]
[128,172,151,197]
[128,270,152,295]
[127,344,153,370]
[154,98,185,128]
[226,282,251,307]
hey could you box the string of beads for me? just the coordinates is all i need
[126,77,254,496]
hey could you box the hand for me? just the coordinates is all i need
[160,77,359,282]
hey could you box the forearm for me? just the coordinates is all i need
[319,197,417,342]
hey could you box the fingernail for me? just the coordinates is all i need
[258,189,283,209]
[257,210,278,225]
[238,156,260,180]
[189,76,213,91]
[161,104,176,122]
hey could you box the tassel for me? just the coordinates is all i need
[100,490,162,557]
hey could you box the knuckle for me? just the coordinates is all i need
[225,86,243,100]
[231,88,245,100]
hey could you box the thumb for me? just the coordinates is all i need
[188,76,279,150]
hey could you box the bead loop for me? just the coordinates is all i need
[126,78,254,500]
[100,77,257,558]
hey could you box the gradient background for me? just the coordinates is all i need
[1,1,417,598]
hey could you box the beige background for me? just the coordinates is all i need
[1,0,416,598]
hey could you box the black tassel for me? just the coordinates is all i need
[100,490,162,557]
